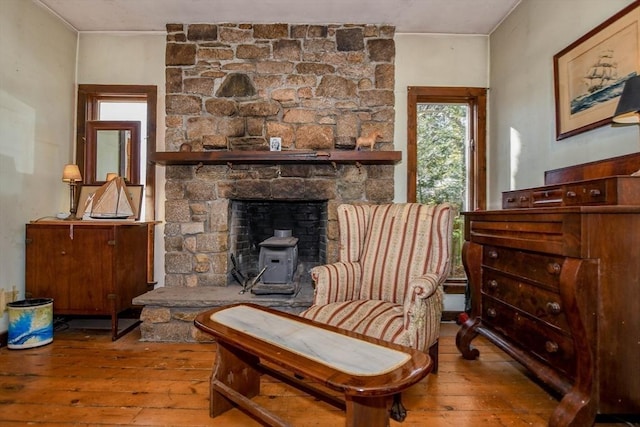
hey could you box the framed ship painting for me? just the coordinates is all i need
[554,2,640,140]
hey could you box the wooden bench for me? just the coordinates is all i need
[194,303,432,427]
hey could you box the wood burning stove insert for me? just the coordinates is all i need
[229,200,326,295]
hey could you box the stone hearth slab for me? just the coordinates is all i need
[133,284,314,342]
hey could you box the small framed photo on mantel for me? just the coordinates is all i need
[269,137,282,151]
[553,2,640,140]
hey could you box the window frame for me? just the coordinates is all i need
[76,84,157,220]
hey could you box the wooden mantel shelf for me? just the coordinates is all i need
[150,150,402,165]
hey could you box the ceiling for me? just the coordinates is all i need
[35,0,521,34]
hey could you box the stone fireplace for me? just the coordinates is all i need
[134,22,397,342]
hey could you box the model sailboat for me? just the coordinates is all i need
[85,177,136,219]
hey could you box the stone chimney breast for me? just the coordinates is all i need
[163,22,396,290]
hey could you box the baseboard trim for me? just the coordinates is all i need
[442,311,465,323]
[443,282,467,294]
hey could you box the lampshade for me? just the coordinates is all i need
[613,75,640,124]
[62,164,82,182]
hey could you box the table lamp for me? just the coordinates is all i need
[612,75,640,176]
[62,164,82,219]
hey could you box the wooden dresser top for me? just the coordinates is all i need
[502,153,640,209]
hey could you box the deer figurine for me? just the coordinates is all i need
[355,131,382,151]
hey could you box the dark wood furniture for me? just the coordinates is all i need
[501,175,640,209]
[456,153,640,427]
[195,303,432,427]
[25,220,150,340]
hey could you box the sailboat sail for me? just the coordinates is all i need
[90,177,135,219]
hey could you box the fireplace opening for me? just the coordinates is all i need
[229,200,327,294]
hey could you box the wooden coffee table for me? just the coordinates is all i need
[194,303,432,427]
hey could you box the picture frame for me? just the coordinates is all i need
[553,2,640,140]
[269,137,282,151]
[77,184,143,220]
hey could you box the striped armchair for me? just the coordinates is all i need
[300,203,454,370]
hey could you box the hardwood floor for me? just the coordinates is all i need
[1,321,637,426]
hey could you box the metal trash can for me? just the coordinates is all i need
[7,298,53,349]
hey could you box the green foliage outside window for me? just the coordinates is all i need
[416,104,467,278]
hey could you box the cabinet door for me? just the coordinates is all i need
[68,226,115,314]
[113,225,148,313]
[26,225,74,309]
[26,224,115,314]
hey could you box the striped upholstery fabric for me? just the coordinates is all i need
[301,203,453,355]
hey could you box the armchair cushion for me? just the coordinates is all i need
[301,300,408,346]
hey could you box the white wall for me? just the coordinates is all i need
[77,32,167,287]
[0,0,77,333]
[394,34,489,202]
[489,0,637,209]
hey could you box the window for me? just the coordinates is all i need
[407,86,487,280]
[76,84,157,220]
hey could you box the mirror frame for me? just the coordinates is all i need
[85,120,141,184]
[76,84,157,220]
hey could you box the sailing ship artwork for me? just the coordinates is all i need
[570,49,635,115]
[81,177,137,220]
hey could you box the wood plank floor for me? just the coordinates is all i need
[1,321,637,426]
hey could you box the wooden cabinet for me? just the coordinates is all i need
[456,205,640,426]
[25,221,150,340]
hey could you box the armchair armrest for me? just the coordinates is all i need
[403,272,446,350]
[406,273,443,302]
[310,262,362,305]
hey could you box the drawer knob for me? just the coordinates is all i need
[547,263,561,275]
[546,301,562,314]
[488,279,498,289]
[566,191,577,198]
[545,341,559,353]
[488,250,498,259]
[589,189,601,197]
[486,308,497,318]
[519,196,528,202]
[506,197,515,203]
[61,250,66,255]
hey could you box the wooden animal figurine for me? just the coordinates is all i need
[355,131,382,151]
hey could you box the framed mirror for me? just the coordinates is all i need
[85,121,140,184]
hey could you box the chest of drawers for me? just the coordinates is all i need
[456,206,640,426]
